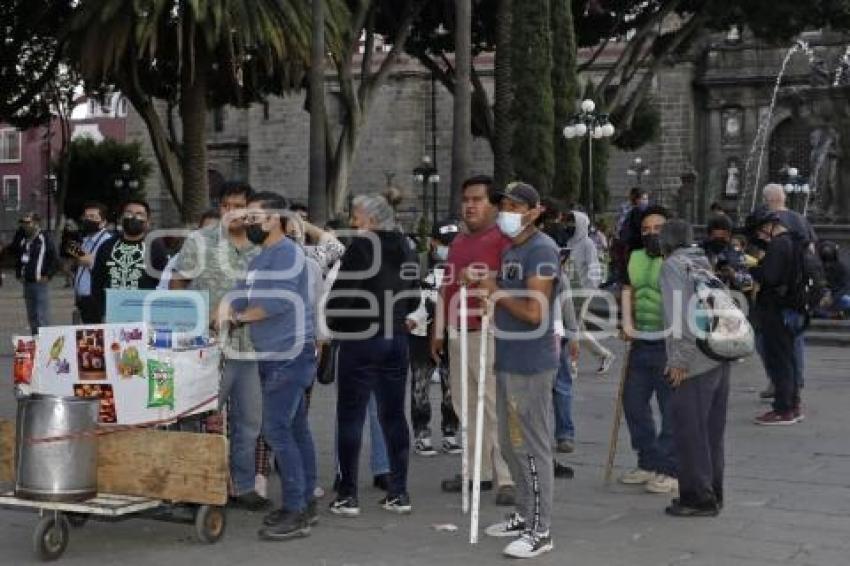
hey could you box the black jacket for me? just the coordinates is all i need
[17,231,57,283]
[326,230,418,336]
[753,232,796,309]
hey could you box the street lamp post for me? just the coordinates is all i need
[627,156,650,187]
[114,162,140,207]
[412,155,440,226]
[781,166,811,214]
[563,99,615,222]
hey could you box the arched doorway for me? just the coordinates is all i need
[768,119,812,181]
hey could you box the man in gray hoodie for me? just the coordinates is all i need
[565,210,615,375]
[659,219,731,518]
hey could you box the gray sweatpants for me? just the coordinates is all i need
[496,369,556,533]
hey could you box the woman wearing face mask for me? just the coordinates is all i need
[89,199,169,323]
[405,218,462,457]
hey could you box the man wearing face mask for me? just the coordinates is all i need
[406,219,462,457]
[701,215,753,293]
[16,212,57,335]
[471,182,560,558]
[748,210,805,426]
[90,199,168,323]
[226,191,318,539]
[619,205,679,495]
[71,202,114,324]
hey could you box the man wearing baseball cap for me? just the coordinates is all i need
[469,181,561,558]
[406,219,462,457]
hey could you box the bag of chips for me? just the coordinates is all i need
[147,358,175,409]
[13,336,36,385]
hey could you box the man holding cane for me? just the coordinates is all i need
[472,182,560,559]
[432,176,516,505]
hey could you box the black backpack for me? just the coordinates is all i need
[788,235,827,319]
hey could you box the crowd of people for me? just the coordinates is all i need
[3,174,847,559]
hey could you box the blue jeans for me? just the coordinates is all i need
[23,281,49,335]
[259,357,317,512]
[553,340,575,442]
[336,335,410,498]
[333,393,390,478]
[622,340,676,477]
[220,359,262,496]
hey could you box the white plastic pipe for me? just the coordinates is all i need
[469,313,488,544]
[459,284,469,515]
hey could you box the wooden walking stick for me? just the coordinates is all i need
[469,313,488,544]
[604,343,631,485]
[459,284,470,514]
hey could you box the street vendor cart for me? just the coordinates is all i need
[3,317,227,561]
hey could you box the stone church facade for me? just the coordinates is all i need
[127,30,850,228]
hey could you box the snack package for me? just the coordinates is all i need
[147,358,175,409]
[13,336,36,385]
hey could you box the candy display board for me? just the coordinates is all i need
[31,324,220,425]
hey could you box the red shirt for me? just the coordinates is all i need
[442,224,512,331]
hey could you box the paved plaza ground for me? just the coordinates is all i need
[0,279,849,565]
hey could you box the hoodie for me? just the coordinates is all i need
[326,230,418,335]
[566,211,601,290]
[660,246,722,376]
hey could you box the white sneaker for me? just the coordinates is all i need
[414,435,438,457]
[645,473,679,494]
[503,531,554,559]
[619,467,655,485]
[441,435,462,455]
[485,512,526,538]
[597,353,615,374]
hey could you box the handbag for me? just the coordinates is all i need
[316,342,338,385]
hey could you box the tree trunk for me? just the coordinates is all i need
[493,0,514,191]
[179,52,210,225]
[328,116,363,214]
[550,0,581,201]
[511,0,554,194]
[450,0,473,216]
[308,0,328,224]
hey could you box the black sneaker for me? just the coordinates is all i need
[373,473,390,491]
[329,496,360,517]
[379,493,412,514]
[484,512,526,538]
[554,460,575,479]
[258,510,310,541]
[230,491,272,511]
[441,435,462,454]
[440,474,493,493]
[305,498,319,525]
[263,499,318,527]
[665,499,720,518]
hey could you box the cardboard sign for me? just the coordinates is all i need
[32,324,219,425]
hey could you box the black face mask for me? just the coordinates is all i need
[81,219,101,236]
[564,226,576,239]
[706,239,727,255]
[122,217,146,237]
[751,237,770,252]
[642,233,662,257]
[246,223,270,245]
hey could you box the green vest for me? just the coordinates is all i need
[628,249,664,332]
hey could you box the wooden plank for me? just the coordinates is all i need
[0,419,13,484]
[97,429,228,506]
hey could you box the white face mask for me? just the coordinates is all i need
[434,245,449,261]
[497,211,524,238]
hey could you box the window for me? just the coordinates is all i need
[119,97,128,117]
[0,129,21,162]
[3,176,20,211]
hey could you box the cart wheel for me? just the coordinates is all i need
[33,514,69,561]
[67,513,89,528]
[194,505,226,544]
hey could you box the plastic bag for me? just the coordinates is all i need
[12,336,36,385]
[147,358,175,409]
